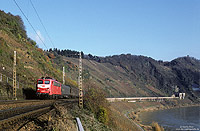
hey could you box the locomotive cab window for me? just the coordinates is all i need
[38,80,43,84]
[45,80,50,84]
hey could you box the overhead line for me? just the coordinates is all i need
[29,0,55,48]
[13,0,48,50]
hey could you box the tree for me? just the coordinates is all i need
[84,82,110,124]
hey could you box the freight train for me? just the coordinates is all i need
[36,77,79,99]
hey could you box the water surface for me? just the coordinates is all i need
[139,106,200,131]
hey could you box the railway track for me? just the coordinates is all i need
[0,100,42,105]
[0,99,76,130]
[0,99,55,111]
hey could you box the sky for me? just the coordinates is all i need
[0,0,200,61]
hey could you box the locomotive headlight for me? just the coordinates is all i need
[45,88,49,91]
[37,89,40,90]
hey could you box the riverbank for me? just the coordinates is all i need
[128,99,200,130]
[110,99,200,131]
[139,106,200,131]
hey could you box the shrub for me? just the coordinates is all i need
[48,53,55,59]
[84,82,110,124]
[97,106,109,124]
[27,38,37,46]
[66,77,78,88]
[45,55,50,62]
[0,49,2,55]
[37,48,43,54]
[84,82,107,112]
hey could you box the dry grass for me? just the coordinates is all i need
[151,122,164,131]
[19,104,77,131]
[50,104,77,131]
[109,106,141,131]
[109,101,168,131]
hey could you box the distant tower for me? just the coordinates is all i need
[78,51,83,108]
[13,51,17,100]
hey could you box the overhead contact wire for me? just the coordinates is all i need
[29,0,55,48]
[13,0,48,50]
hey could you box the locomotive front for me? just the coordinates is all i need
[36,79,51,98]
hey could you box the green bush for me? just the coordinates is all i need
[84,82,110,124]
[27,38,37,46]
[84,83,106,112]
[97,106,109,124]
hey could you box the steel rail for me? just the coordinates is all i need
[0,102,55,130]
[0,100,53,105]
[0,106,52,130]
[0,99,77,130]
[0,103,53,120]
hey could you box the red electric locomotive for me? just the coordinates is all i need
[36,77,79,99]
[36,77,62,99]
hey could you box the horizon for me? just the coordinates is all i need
[48,47,199,62]
[0,0,200,61]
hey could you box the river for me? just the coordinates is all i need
[139,106,200,131]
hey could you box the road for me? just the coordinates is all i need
[106,96,178,102]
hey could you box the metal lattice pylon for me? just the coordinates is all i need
[79,52,83,108]
[13,51,17,100]
[63,67,65,85]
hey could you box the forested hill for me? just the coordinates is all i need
[99,54,200,101]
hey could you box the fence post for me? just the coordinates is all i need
[76,117,84,131]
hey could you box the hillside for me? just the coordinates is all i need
[98,55,200,101]
[51,51,200,102]
[48,50,200,101]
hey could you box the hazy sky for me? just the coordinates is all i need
[1,0,200,61]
